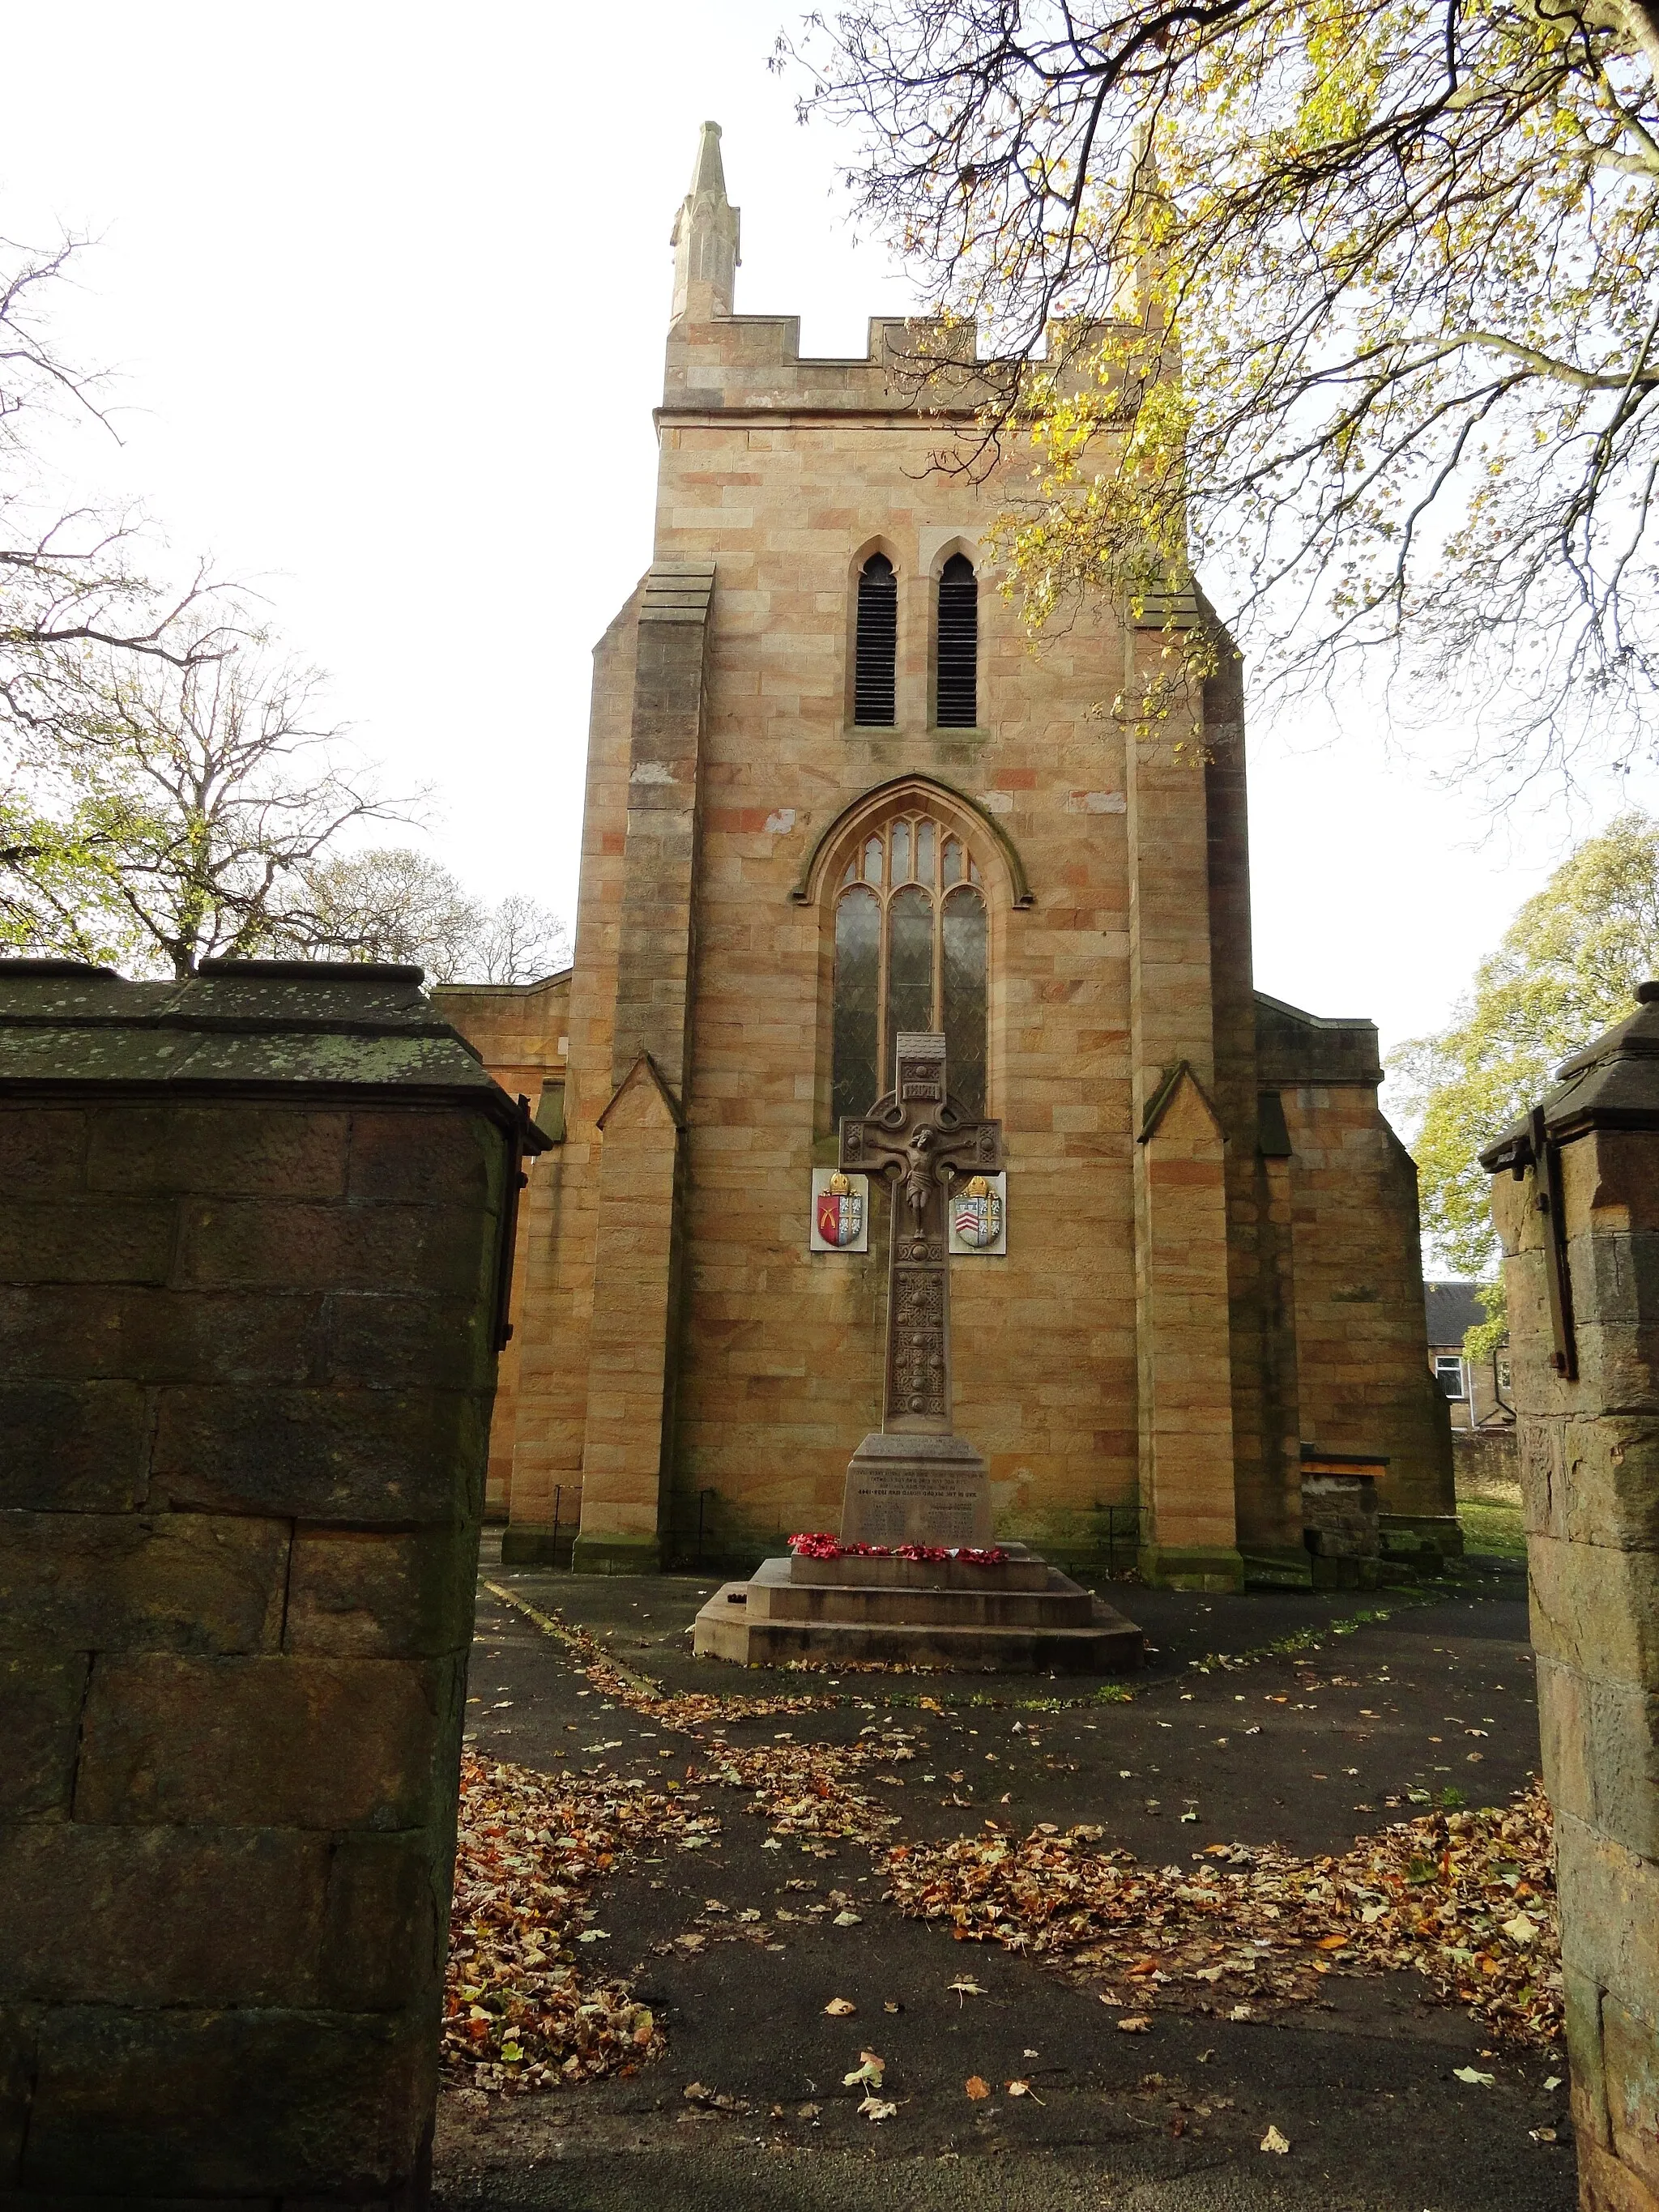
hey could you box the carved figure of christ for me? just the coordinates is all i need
[839,1032,1004,1435]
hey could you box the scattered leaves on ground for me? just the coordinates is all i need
[443,1753,719,2094]
[482,1583,832,1725]
[693,1731,915,1852]
[881,1784,1559,2045]
[1260,2124,1291,2153]
[471,1579,1559,2124]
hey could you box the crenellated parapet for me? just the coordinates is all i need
[664,308,1141,421]
[663,125,1139,420]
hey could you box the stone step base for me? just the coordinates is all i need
[692,1579,1143,1673]
[749,1555,1094,1626]
[790,1548,1047,1592]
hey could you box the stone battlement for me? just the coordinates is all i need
[664,309,1137,420]
[663,120,1141,420]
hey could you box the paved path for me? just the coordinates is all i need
[434,1554,1573,2212]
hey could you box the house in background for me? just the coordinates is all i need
[1424,1279,1513,1432]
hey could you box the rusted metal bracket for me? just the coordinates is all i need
[1529,1105,1579,1383]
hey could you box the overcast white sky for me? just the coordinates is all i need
[3,0,1646,1065]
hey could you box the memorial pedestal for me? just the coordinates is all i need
[697,1035,1143,1670]
[691,1436,1144,1672]
[838,1431,994,1548]
[691,1549,1143,1670]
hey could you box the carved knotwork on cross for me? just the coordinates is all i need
[839,1032,1003,1434]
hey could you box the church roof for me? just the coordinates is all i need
[1424,1279,1486,1346]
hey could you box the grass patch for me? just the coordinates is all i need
[1458,1498,1527,1560]
[1187,1592,1440,1674]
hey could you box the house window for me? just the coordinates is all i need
[831,812,987,1122]
[1495,1354,1513,1397]
[853,553,898,726]
[1434,1355,1466,1400]
[936,553,979,727]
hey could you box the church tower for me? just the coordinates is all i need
[440,125,1456,1589]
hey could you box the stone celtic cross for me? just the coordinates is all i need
[840,1032,1003,1435]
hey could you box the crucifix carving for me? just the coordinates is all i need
[840,1031,1004,1434]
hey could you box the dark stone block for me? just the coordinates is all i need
[0,1200,174,1286]
[0,1106,87,1196]
[0,1826,331,2006]
[151,1388,490,1526]
[0,2003,36,2181]
[75,1654,458,1830]
[325,1294,496,1392]
[347,1108,498,1204]
[23,2005,433,2195]
[0,2198,278,2210]
[0,1286,326,1384]
[321,1834,443,2010]
[0,980,510,2199]
[285,1526,480,1656]
[85,1104,350,1199]
[175,1200,492,1298]
[1576,1230,1659,1328]
[0,1512,288,1656]
[0,1652,90,1818]
[0,1381,148,1511]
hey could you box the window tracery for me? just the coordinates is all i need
[831,808,987,1123]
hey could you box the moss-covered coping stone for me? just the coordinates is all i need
[0,957,547,2207]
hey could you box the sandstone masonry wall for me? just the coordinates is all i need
[442,128,1446,1586]
[0,961,523,2206]
[429,970,569,1523]
[1486,992,1659,2212]
[1257,997,1456,1553]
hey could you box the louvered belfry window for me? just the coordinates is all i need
[935,553,979,727]
[853,552,898,726]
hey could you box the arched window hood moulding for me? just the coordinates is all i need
[789,775,1036,911]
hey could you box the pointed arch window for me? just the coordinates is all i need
[853,552,898,726]
[936,553,979,727]
[832,811,988,1123]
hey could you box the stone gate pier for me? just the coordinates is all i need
[1483,983,1659,2212]
[0,960,542,2207]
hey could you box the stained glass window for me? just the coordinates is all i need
[941,886,988,1116]
[832,885,881,1124]
[829,812,992,1120]
[887,885,934,1041]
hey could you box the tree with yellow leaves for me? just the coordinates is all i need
[1395,812,1659,1283]
[795,0,1659,771]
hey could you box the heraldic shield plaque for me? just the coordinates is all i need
[947,1170,1007,1255]
[809,1168,869,1252]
